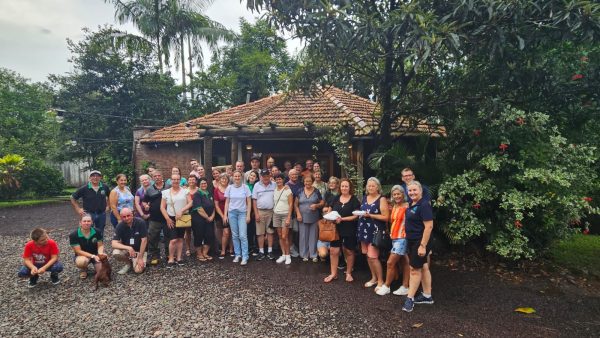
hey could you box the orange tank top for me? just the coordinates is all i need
[390,204,407,239]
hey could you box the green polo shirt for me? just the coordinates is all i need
[69,227,103,255]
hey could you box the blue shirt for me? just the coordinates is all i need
[405,199,433,240]
[225,184,252,212]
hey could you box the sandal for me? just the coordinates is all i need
[186,250,191,257]
[219,253,226,260]
[345,272,354,283]
[324,274,338,283]
[197,255,207,262]
[364,280,377,288]
[205,255,213,261]
[79,271,88,279]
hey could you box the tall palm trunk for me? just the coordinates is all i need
[154,0,163,72]
[187,34,194,99]
[180,33,187,99]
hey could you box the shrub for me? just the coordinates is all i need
[17,159,66,198]
[436,107,599,260]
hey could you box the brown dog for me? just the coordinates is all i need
[94,253,112,290]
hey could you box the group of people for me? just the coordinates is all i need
[19,156,433,312]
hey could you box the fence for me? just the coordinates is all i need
[53,161,90,187]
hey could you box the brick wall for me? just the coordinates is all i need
[134,141,203,178]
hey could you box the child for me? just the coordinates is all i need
[18,228,63,287]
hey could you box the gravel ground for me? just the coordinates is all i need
[0,202,599,337]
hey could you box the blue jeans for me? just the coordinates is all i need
[88,211,107,236]
[110,213,119,228]
[229,209,248,260]
[18,262,64,277]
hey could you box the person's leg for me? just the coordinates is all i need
[168,239,178,263]
[401,255,410,288]
[134,252,147,273]
[308,221,318,259]
[215,221,223,253]
[298,223,309,259]
[256,210,266,255]
[237,211,249,261]
[264,210,274,256]
[361,241,376,283]
[229,210,241,258]
[343,246,355,282]
[221,228,230,256]
[281,227,290,255]
[202,221,214,258]
[326,245,340,282]
[191,215,204,259]
[367,245,383,287]
[92,211,106,237]
[385,254,400,287]
[421,260,432,295]
[184,228,192,256]
[75,256,91,273]
[147,221,161,261]
[408,267,423,298]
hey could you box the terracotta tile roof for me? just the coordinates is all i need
[140,86,442,143]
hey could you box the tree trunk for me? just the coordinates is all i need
[180,34,187,99]
[378,31,395,148]
[154,0,163,73]
[187,35,194,99]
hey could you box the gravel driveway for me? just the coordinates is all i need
[0,202,598,337]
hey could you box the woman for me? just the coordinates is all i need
[109,174,134,227]
[166,167,188,186]
[214,173,233,258]
[160,174,192,267]
[184,175,199,257]
[134,174,152,224]
[377,185,410,296]
[266,157,275,170]
[318,177,340,260]
[191,177,216,261]
[294,174,324,262]
[246,170,259,253]
[211,168,221,187]
[324,178,361,283]
[313,170,327,197]
[223,170,252,265]
[402,181,434,312]
[272,173,293,265]
[69,213,104,279]
[358,177,389,291]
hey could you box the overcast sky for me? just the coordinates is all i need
[0,0,299,83]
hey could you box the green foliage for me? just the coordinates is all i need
[436,107,599,260]
[16,160,66,198]
[0,154,26,197]
[549,234,600,276]
[189,19,297,115]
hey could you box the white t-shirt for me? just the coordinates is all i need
[273,186,292,214]
[162,188,189,216]
[225,184,252,212]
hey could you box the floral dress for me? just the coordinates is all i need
[357,195,385,243]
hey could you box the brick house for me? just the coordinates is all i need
[133,86,441,179]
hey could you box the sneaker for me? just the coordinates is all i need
[28,275,39,288]
[50,273,60,285]
[167,261,177,269]
[233,256,241,263]
[150,258,159,266]
[240,259,248,266]
[266,253,275,260]
[256,253,265,261]
[402,298,415,312]
[118,264,131,275]
[312,257,318,263]
[285,256,292,265]
[393,286,409,296]
[276,256,286,264]
[176,260,185,266]
[413,293,434,304]
[302,257,309,262]
[376,285,391,296]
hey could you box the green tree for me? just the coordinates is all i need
[51,26,182,177]
[190,18,297,114]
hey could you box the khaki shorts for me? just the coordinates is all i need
[256,209,274,235]
[113,249,148,265]
[272,212,291,228]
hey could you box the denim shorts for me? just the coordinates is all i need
[317,240,330,249]
[390,238,408,255]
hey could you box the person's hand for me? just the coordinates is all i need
[136,256,144,269]
[37,267,47,275]
[30,266,39,275]
[336,217,342,224]
[255,214,261,222]
[128,247,136,258]
[297,214,303,222]
[90,255,97,263]
[285,217,291,226]
[208,215,214,222]
[246,216,251,224]
[166,218,175,228]
[418,245,426,257]
[309,204,317,211]
[364,211,371,218]
[143,203,150,211]
[176,211,182,220]
[78,207,85,216]
[142,214,150,220]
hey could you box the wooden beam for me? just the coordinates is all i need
[230,136,238,164]
[203,136,213,178]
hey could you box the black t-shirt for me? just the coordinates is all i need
[323,190,339,208]
[143,183,170,222]
[405,199,433,240]
[331,195,361,237]
[69,227,103,255]
[113,217,148,252]
[192,191,215,217]
[72,182,110,213]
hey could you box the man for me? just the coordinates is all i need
[301,159,314,180]
[286,169,303,257]
[245,155,261,183]
[235,160,245,173]
[70,170,110,236]
[270,166,282,181]
[189,159,200,177]
[400,168,431,203]
[252,169,276,260]
[112,208,148,274]
[143,170,171,265]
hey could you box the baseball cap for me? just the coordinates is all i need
[89,170,102,176]
[260,169,270,176]
[251,154,261,161]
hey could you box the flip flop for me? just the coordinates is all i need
[186,250,191,257]
[364,280,377,288]
[324,274,338,283]
[197,255,207,262]
[79,271,88,280]
[205,255,213,261]
[345,273,354,283]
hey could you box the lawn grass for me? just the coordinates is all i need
[549,234,600,277]
[0,196,70,209]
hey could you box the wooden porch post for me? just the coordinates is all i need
[356,140,364,179]
[230,136,238,164]
[203,136,213,175]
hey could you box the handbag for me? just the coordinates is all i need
[170,190,192,228]
[371,224,392,251]
[318,219,339,242]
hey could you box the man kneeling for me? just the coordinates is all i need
[112,208,148,274]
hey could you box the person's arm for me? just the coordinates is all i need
[72,245,94,260]
[223,198,230,225]
[111,239,135,257]
[196,206,209,219]
[176,193,193,219]
[23,257,37,274]
[97,242,104,255]
[38,254,58,275]
[418,220,434,256]
[365,197,390,222]
[214,189,225,219]
[136,237,148,268]
[109,190,120,221]
[134,194,145,218]
[285,191,293,226]
[294,194,302,222]
[160,198,174,228]
[253,198,260,222]
[70,196,85,216]
[245,196,252,224]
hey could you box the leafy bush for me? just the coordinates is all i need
[436,107,599,260]
[17,159,66,198]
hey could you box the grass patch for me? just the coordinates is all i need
[549,234,600,277]
[0,197,70,209]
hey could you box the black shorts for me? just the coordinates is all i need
[407,239,432,269]
[165,216,186,239]
[330,234,357,251]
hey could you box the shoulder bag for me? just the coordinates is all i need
[318,219,339,242]
[170,190,192,228]
[371,224,392,251]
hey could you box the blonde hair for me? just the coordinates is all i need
[390,184,405,205]
[366,177,382,194]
